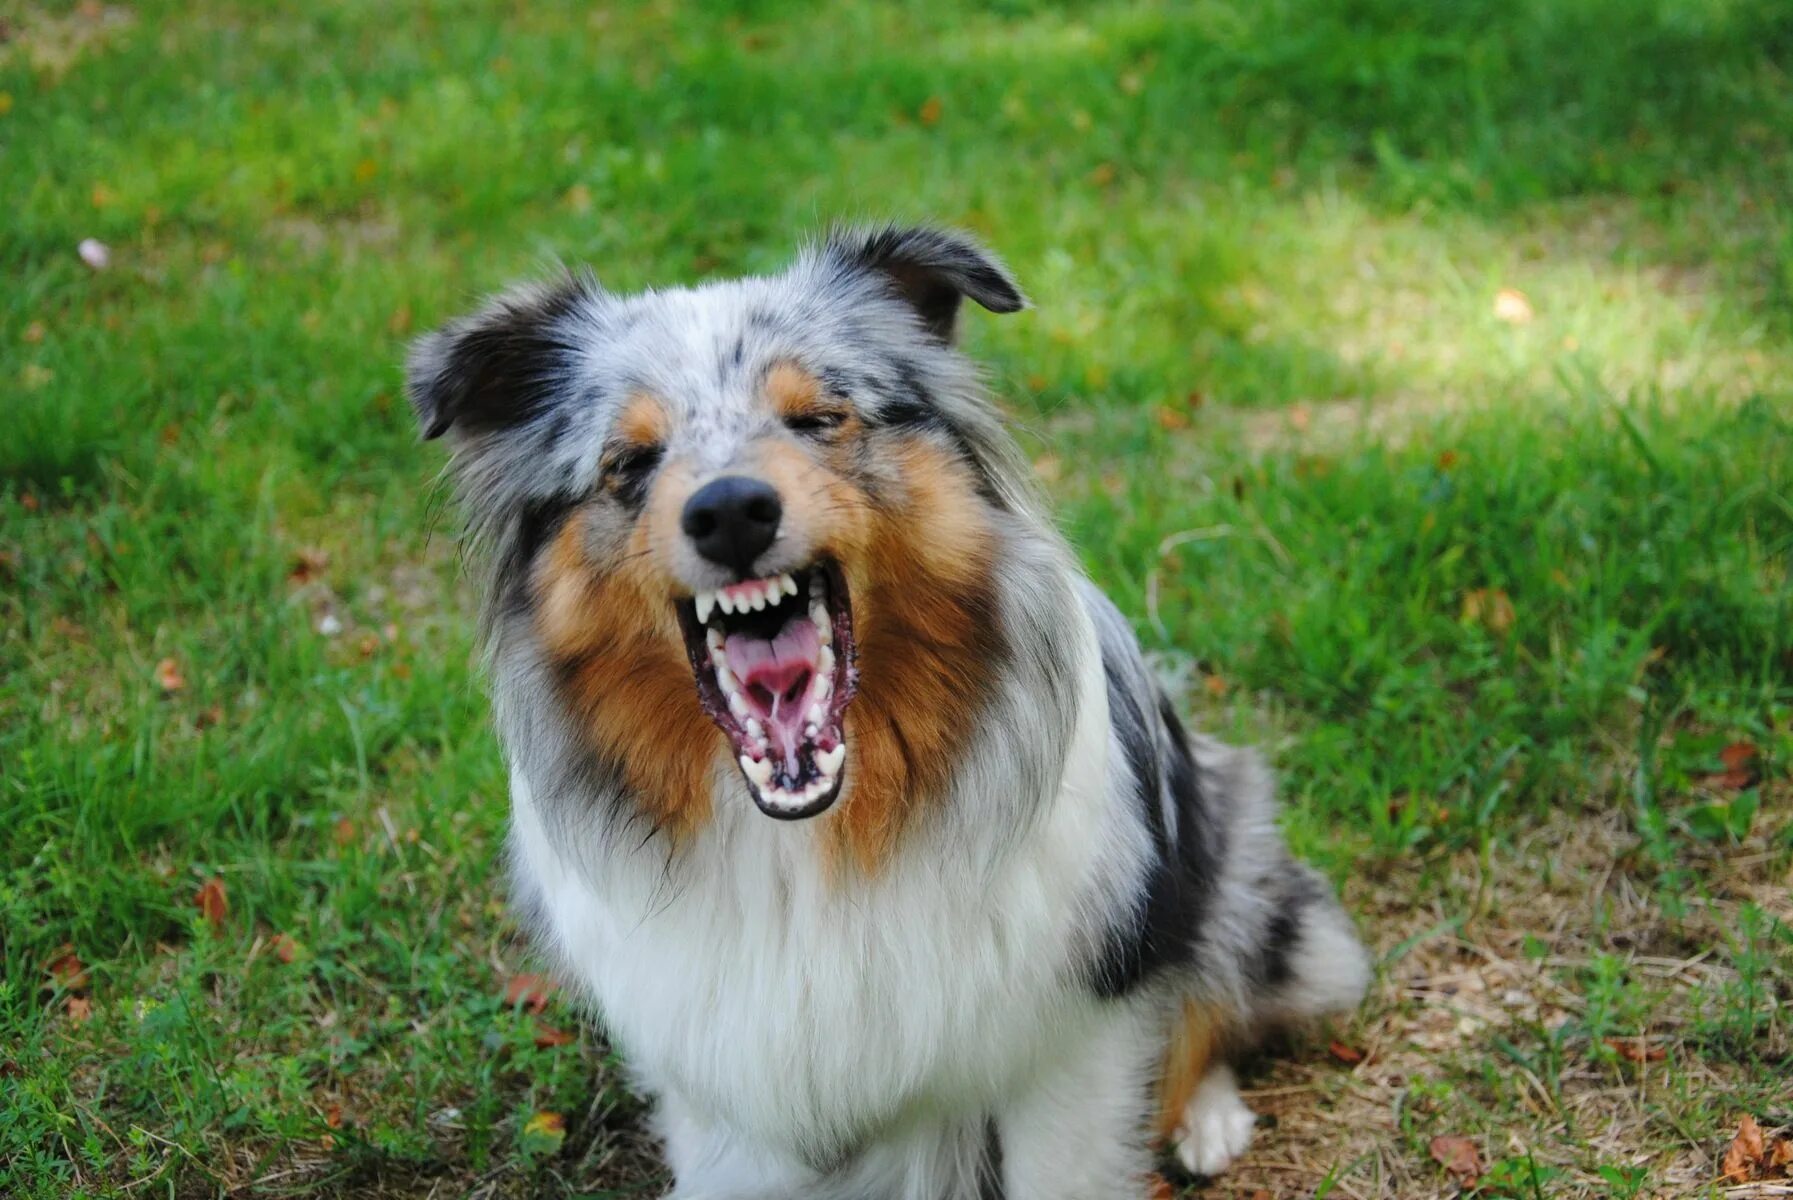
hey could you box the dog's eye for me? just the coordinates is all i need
[604,445,664,498]
[784,410,847,437]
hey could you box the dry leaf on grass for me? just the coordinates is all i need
[1603,1036,1667,1063]
[66,995,93,1023]
[44,945,88,991]
[195,877,228,929]
[153,657,185,693]
[503,972,557,1014]
[1720,1114,1793,1183]
[1704,741,1761,790]
[918,96,943,126]
[532,1018,575,1049]
[1461,588,1516,635]
[1429,1134,1484,1188]
[269,933,300,964]
[1328,1040,1366,1064]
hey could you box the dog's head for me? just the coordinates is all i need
[409,228,1038,844]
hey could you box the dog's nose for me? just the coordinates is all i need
[681,475,783,576]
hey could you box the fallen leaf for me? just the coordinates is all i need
[44,945,88,992]
[1769,1136,1793,1173]
[1429,1134,1483,1187]
[77,238,111,270]
[352,157,379,183]
[1328,1040,1365,1064]
[387,304,413,336]
[1603,1036,1667,1063]
[1461,588,1515,635]
[532,1018,575,1048]
[1722,1115,1766,1184]
[1493,288,1533,324]
[333,817,356,845]
[1706,741,1762,790]
[1031,454,1062,483]
[66,996,93,1023]
[520,1109,567,1157]
[503,973,557,1014]
[1437,449,1460,470]
[1088,162,1116,187]
[564,182,592,213]
[21,363,53,390]
[154,657,185,693]
[1202,674,1228,698]
[917,96,943,126]
[0,92,12,117]
[270,933,300,964]
[1155,404,1190,431]
[288,547,330,584]
[195,877,228,929]
[22,320,45,344]
[324,1103,343,1129]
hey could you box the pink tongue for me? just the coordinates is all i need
[724,618,821,778]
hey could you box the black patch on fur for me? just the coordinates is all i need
[407,278,590,440]
[977,1116,1005,1200]
[497,495,579,617]
[826,224,1026,343]
[1087,680,1226,1000]
[880,357,1006,508]
[1248,869,1324,990]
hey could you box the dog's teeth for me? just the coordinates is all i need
[811,604,830,642]
[728,691,750,720]
[745,717,765,740]
[717,591,736,616]
[817,646,835,677]
[748,588,767,612]
[812,674,832,703]
[706,626,725,652]
[740,755,772,787]
[777,573,797,597]
[804,722,818,738]
[816,744,845,778]
[695,591,716,624]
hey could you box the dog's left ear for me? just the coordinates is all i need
[824,225,1027,343]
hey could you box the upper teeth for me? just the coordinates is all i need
[694,573,797,624]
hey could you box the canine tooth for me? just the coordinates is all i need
[816,744,845,778]
[740,755,772,787]
[695,591,716,624]
[778,573,797,597]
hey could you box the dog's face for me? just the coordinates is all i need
[408,228,1028,846]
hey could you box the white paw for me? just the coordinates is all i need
[1172,1064,1256,1177]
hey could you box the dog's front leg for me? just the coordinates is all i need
[653,1091,818,1200]
[993,1003,1163,1200]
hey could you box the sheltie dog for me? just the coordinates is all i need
[406,226,1369,1199]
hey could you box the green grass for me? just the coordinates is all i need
[4,1,1791,1195]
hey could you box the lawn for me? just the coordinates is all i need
[3,1,1791,1196]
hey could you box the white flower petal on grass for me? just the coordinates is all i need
[78,238,111,270]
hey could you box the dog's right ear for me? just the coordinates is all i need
[405,278,592,441]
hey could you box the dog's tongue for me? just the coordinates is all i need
[725,617,822,778]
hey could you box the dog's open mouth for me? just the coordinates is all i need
[678,562,858,819]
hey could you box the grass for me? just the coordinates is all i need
[3,0,1791,1195]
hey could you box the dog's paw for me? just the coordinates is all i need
[1172,1064,1256,1178]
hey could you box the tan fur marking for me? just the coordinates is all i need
[615,391,668,450]
[764,360,823,418]
[535,502,718,840]
[800,441,1000,876]
[1153,1000,1225,1141]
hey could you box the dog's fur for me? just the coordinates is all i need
[406,227,1370,1199]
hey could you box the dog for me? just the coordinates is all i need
[405,226,1370,1199]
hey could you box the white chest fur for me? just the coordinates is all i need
[507,612,1139,1159]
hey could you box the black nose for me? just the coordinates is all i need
[681,475,783,576]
